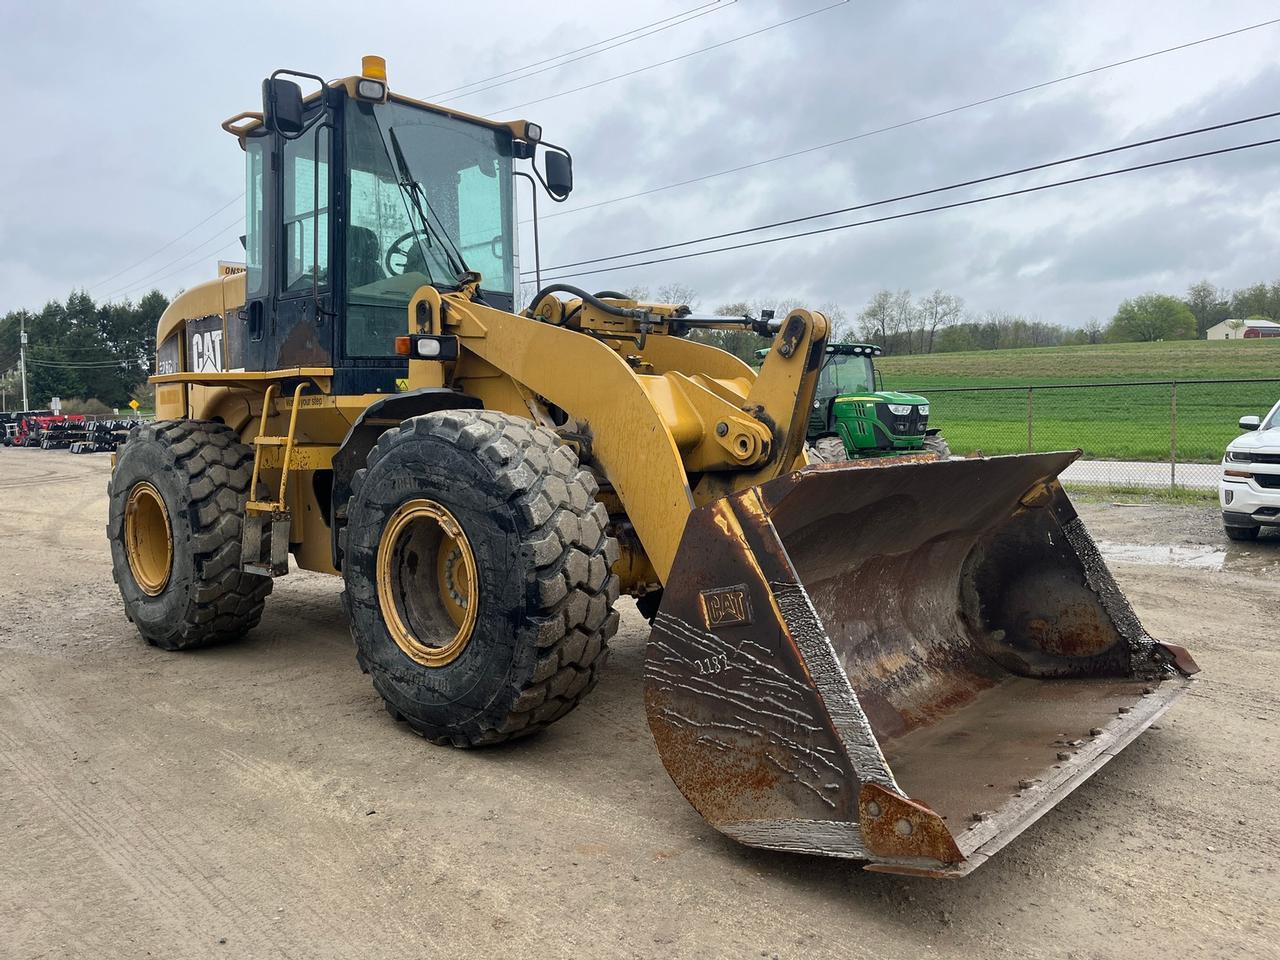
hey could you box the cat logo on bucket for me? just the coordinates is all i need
[699,584,752,630]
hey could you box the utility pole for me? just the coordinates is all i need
[19,315,29,411]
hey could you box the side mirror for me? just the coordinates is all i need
[1239,415,1261,431]
[544,150,573,200]
[263,77,305,136]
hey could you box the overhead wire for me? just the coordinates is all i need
[490,0,850,114]
[524,15,1280,224]
[88,193,244,291]
[435,1,736,104]
[529,109,1280,273]
[530,136,1280,283]
[101,224,245,302]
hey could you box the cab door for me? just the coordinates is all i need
[272,121,334,370]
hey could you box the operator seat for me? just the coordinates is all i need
[348,226,386,288]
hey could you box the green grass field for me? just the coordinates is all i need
[877,340,1280,462]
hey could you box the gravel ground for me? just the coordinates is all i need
[0,450,1276,960]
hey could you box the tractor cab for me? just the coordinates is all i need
[756,342,939,459]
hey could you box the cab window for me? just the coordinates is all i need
[244,137,267,299]
[282,127,330,294]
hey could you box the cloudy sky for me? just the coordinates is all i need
[3,0,1279,328]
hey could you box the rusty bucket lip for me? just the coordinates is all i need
[863,673,1195,878]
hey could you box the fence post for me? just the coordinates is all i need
[1026,386,1034,453]
[1170,380,1178,491]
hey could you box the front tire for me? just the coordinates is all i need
[923,434,952,458]
[107,420,272,650]
[342,410,620,747]
[1224,524,1259,541]
[809,435,848,463]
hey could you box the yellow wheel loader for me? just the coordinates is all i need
[107,58,1198,877]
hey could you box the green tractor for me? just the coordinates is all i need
[756,343,950,463]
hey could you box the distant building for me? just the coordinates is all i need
[1206,318,1280,340]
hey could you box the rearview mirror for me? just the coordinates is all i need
[544,150,573,200]
[1239,415,1261,431]
[263,77,305,136]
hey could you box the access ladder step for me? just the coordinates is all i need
[240,511,291,577]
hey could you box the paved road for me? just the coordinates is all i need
[0,450,1273,960]
[1061,458,1219,491]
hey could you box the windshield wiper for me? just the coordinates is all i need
[387,128,470,284]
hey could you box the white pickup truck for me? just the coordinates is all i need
[1220,398,1280,540]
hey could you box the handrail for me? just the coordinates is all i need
[221,111,264,138]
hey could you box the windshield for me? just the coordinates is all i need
[344,99,513,357]
[1264,400,1280,430]
[819,354,875,398]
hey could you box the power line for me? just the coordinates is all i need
[25,357,137,369]
[434,2,735,104]
[530,109,1280,273]
[527,15,1280,225]
[530,136,1280,283]
[490,0,849,114]
[101,221,244,302]
[88,193,244,291]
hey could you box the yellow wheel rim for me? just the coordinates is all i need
[376,499,478,668]
[125,481,172,596]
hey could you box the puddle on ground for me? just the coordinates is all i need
[1097,540,1278,575]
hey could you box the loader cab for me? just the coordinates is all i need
[236,64,538,394]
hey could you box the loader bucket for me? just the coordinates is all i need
[644,451,1198,877]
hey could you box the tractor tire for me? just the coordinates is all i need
[809,435,848,464]
[1224,524,1259,541]
[107,419,272,651]
[923,434,952,459]
[341,410,621,747]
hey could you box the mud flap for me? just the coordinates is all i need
[643,452,1198,877]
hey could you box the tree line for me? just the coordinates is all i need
[5,275,1276,410]
[850,278,1280,355]
[0,291,168,412]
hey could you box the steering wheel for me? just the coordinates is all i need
[385,231,420,276]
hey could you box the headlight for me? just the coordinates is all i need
[918,404,929,416]
[356,78,386,100]
[887,404,912,416]
[1226,450,1254,463]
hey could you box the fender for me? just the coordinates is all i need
[329,387,482,569]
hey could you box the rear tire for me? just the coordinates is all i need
[1224,524,1260,541]
[809,435,848,463]
[342,410,620,747]
[923,434,952,459]
[107,420,272,650]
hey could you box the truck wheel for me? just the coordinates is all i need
[1224,524,1259,541]
[107,420,272,650]
[342,410,620,747]
[924,434,952,459]
[809,435,848,463]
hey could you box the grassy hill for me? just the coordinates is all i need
[874,339,1280,464]
[877,338,1280,389]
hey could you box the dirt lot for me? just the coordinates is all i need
[1,449,1276,960]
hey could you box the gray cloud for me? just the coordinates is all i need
[2,0,1279,327]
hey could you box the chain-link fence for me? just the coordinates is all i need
[903,378,1280,490]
